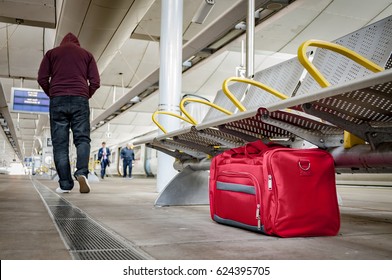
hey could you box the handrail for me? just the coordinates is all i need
[297,39,383,148]
[152,111,195,134]
[222,77,289,112]
[298,39,384,88]
[179,97,233,125]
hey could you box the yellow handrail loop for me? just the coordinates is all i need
[298,39,384,88]
[222,77,289,112]
[179,97,233,125]
[297,39,384,148]
[152,111,195,134]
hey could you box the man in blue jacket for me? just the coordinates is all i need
[98,142,111,179]
[120,143,135,178]
[37,32,100,194]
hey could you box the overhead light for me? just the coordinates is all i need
[182,60,192,67]
[235,21,246,30]
[130,96,141,103]
[192,0,215,24]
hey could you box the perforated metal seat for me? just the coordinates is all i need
[202,82,248,122]
[135,16,392,207]
[295,17,392,96]
[301,71,392,149]
[292,17,392,148]
[211,15,392,150]
[150,57,305,157]
[242,56,304,109]
[218,108,343,149]
[139,15,392,162]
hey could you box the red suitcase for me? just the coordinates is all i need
[209,140,340,237]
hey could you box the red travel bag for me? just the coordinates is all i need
[209,140,340,237]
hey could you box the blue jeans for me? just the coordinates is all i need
[49,96,91,190]
[100,159,109,178]
[123,159,133,177]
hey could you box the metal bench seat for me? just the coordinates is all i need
[147,56,306,159]
[150,16,392,160]
[135,16,392,205]
[268,69,392,150]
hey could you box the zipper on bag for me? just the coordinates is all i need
[264,149,284,234]
[268,174,272,190]
[219,171,262,230]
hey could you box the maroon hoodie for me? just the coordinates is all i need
[37,32,100,99]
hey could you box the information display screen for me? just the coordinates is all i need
[11,87,49,114]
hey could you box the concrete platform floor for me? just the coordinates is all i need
[0,174,391,260]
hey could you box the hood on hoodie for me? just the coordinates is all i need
[60,32,80,46]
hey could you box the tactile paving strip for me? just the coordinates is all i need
[32,179,152,260]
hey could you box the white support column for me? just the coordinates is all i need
[246,0,255,78]
[157,0,183,192]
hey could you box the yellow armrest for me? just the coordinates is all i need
[179,97,233,125]
[298,39,384,88]
[298,40,378,148]
[152,111,194,134]
[222,77,289,112]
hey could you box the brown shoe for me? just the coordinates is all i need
[77,175,90,193]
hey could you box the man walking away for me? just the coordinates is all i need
[120,143,135,178]
[37,32,100,194]
[98,141,111,179]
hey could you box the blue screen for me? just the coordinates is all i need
[12,88,49,114]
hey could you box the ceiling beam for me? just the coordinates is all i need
[91,0,268,130]
[0,0,56,28]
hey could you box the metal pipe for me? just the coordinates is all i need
[173,158,211,172]
[246,0,255,78]
[330,144,392,173]
[172,144,392,173]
